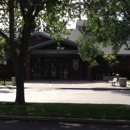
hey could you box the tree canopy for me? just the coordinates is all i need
[84,0,130,53]
[77,0,130,67]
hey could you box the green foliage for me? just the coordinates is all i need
[84,0,130,53]
[38,0,82,45]
[56,42,65,50]
[77,35,102,67]
[77,0,129,68]
[0,37,6,64]
[103,54,119,67]
[0,0,83,48]
[0,80,12,86]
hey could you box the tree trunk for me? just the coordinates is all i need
[15,61,25,104]
[15,78,25,104]
[9,0,37,104]
[15,25,31,104]
[8,0,25,105]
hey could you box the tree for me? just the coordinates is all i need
[77,0,130,67]
[76,34,102,67]
[103,54,119,68]
[0,0,82,104]
[83,0,130,53]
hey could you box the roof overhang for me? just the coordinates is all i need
[28,32,77,51]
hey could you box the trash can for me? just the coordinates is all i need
[119,77,127,87]
[11,77,16,86]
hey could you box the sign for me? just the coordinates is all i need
[73,60,79,70]
[31,50,78,54]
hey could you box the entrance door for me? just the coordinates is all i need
[42,58,57,79]
[42,58,68,79]
[31,57,68,79]
[58,60,68,79]
[42,60,57,79]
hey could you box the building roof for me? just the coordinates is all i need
[28,32,77,51]
[75,20,130,56]
[67,29,81,42]
[101,45,130,56]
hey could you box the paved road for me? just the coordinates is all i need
[0,120,130,130]
[0,80,130,105]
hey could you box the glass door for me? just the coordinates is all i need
[31,58,42,79]
[58,60,68,79]
[50,62,57,78]
[42,61,50,78]
[42,58,69,79]
[42,58,57,79]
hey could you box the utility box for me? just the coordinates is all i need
[119,77,127,87]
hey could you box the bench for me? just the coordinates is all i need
[109,77,117,86]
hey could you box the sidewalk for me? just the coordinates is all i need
[25,79,130,90]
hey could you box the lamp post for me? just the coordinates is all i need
[3,60,7,86]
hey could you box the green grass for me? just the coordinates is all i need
[0,81,12,86]
[0,102,130,120]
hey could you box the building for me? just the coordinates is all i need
[1,20,129,80]
[26,31,90,80]
[25,20,130,80]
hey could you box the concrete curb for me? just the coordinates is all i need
[0,115,130,125]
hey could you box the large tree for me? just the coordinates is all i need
[0,0,82,104]
[84,0,130,52]
[77,0,130,65]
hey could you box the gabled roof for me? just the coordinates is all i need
[28,32,77,51]
[30,32,53,40]
[101,45,130,56]
[67,29,81,42]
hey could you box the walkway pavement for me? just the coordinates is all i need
[25,79,130,90]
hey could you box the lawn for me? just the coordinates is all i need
[0,81,12,86]
[0,102,130,120]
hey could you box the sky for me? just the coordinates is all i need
[0,16,87,30]
[66,15,87,29]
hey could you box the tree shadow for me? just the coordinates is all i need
[111,89,130,96]
[0,90,11,93]
[58,88,93,90]
[26,79,93,84]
